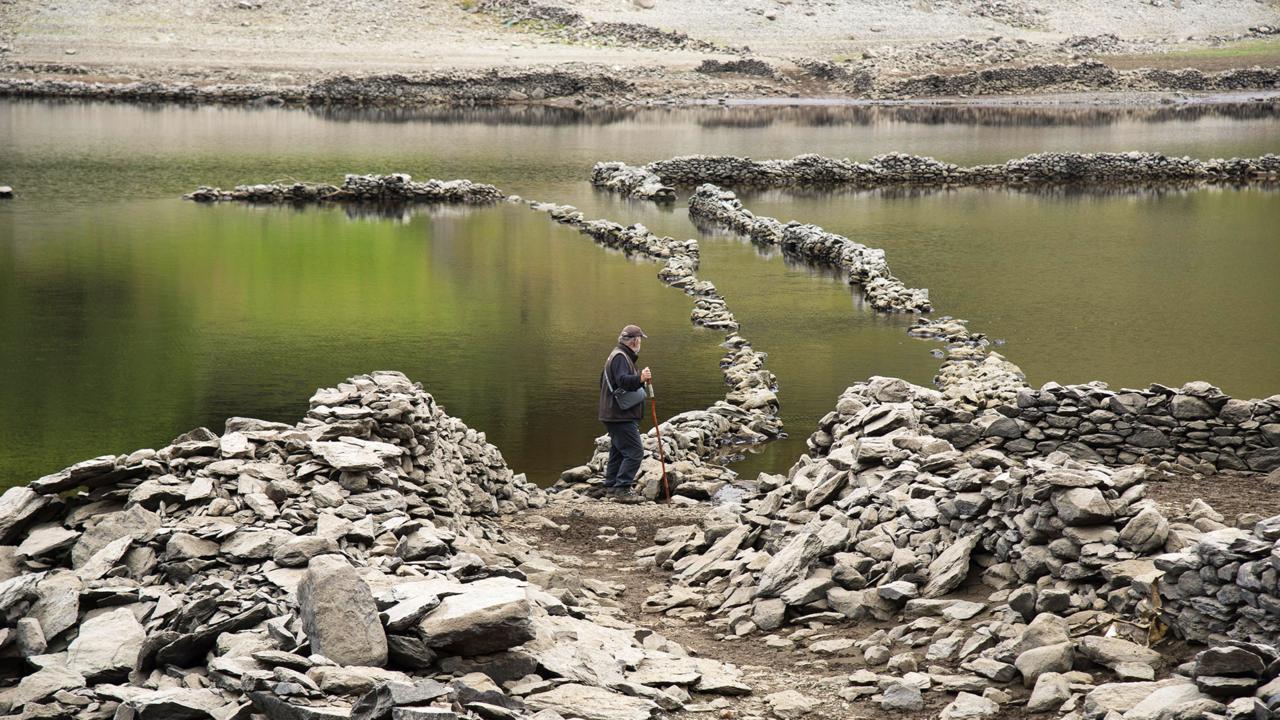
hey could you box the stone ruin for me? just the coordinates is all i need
[0,371,752,720]
[185,174,508,206]
[636,375,1280,719]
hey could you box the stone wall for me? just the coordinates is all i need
[946,381,1280,475]
[185,173,508,205]
[592,151,1280,199]
[882,60,1280,97]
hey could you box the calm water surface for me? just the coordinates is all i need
[1,100,1278,486]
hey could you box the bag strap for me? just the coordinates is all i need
[603,349,628,394]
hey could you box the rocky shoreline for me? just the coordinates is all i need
[594,151,1280,200]
[2,59,1279,111]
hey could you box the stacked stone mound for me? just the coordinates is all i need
[594,151,1280,198]
[527,202,783,501]
[695,60,777,78]
[688,185,931,314]
[185,174,508,205]
[948,380,1280,475]
[0,371,752,720]
[636,376,1280,718]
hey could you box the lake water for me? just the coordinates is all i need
[2,100,1278,487]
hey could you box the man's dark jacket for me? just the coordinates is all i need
[599,343,643,422]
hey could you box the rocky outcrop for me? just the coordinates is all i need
[527,202,784,500]
[474,0,729,53]
[638,375,1280,716]
[594,151,1280,197]
[0,371,751,719]
[185,173,507,205]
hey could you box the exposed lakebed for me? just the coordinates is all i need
[1,100,1278,486]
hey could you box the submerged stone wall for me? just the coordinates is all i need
[185,173,508,205]
[593,151,1280,199]
[955,381,1280,475]
[883,60,1280,98]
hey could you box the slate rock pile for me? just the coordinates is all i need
[527,202,783,501]
[474,0,725,53]
[595,151,1280,197]
[688,184,931,314]
[0,370,755,720]
[635,375,1280,717]
[971,380,1280,474]
[185,174,508,205]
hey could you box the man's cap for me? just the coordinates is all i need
[621,324,648,339]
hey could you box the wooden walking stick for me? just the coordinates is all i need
[646,381,671,502]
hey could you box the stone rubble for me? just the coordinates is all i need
[633,375,1280,718]
[185,174,508,205]
[0,371,752,720]
[593,151,1280,198]
[526,201,784,501]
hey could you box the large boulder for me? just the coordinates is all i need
[525,683,656,720]
[298,554,388,667]
[418,578,534,656]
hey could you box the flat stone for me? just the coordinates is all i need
[940,691,998,719]
[16,524,79,558]
[1027,672,1070,713]
[1077,635,1162,671]
[71,504,159,568]
[418,578,533,656]
[1051,487,1114,526]
[67,606,146,682]
[766,689,819,719]
[525,683,657,720]
[879,681,923,711]
[1194,646,1265,677]
[1015,642,1073,688]
[273,536,340,567]
[755,531,822,598]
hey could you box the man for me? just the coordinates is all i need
[598,324,652,502]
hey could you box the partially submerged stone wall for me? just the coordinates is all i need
[639,375,1280,717]
[688,185,931,314]
[185,173,508,205]
[689,183,1029,413]
[0,371,751,719]
[528,202,783,500]
[593,151,1280,199]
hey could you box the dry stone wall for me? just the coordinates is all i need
[593,151,1280,199]
[962,381,1280,475]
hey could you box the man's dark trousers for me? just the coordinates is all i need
[603,420,644,488]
